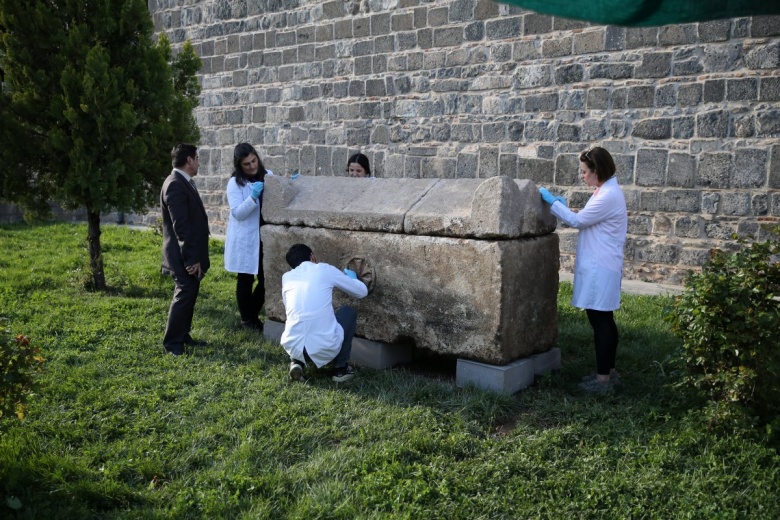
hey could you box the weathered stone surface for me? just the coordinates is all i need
[262,175,436,232]
[261,225,560,364]
[744,43,779,70]
[263,175,557,238]
[636,149,668,186]
[409,177,556,237]
[633,119,672,140]
[771,144,780,189]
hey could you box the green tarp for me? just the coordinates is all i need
[499,0,780,27]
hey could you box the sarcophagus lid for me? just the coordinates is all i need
[262,176,556,238]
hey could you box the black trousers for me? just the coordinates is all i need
[236,245,265,323]
[586,309,618,376]
[163,272,201,350]
[292,306,357,369]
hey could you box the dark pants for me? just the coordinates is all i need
[164,272,201,352]
[236,246,265,323]
[333,305,357,368]
[294,306,357,369]
[586,309,618,376]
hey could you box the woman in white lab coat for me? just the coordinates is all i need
[539,147,627,393]
[224,143,273,331]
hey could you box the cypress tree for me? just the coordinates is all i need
[0,0,200,290]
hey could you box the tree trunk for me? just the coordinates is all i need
[87,210,107,290]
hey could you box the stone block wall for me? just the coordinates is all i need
[0,203,88,225]
[148,0,780,284]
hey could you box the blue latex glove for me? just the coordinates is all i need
[290,173,300,180]
[554,195,567,207]
[343,268,358,279]
[538,187,555,205]
[250,181,264,200]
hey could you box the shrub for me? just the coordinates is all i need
[0,319,45,420]
[665,224,780,427]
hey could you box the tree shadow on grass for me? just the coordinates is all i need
[0,460,156,518]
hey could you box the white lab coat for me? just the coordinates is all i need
[223,171,273,274]
[280,262,368,367]
[551,177,627,311]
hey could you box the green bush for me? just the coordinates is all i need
[0,319,45,420]
[665,224,780,427]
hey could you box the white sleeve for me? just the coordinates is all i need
[551,192,614,230]
[328,264,368,299]
[227,178,257,221]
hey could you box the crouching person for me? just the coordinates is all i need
[281,244,368,382]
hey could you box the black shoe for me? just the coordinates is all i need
[184,336,207,347]
[241,319,263,332]
[164,344,185,356]
[332,364,355,383]
[289,361,305,381]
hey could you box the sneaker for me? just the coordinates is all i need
[289,361,305,382]
[578,378,614,394]
[581,369,621,384]
[331,364,355,383]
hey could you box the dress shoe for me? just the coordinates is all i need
[164,344,185,356]
[241,319,263,332]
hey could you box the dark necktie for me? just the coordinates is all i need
[189,179,199,193]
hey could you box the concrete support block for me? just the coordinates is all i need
[456,357,535,395]
[350,337,413,369]
[262,319,413,369]
[530,348,561,375]
[263,319,284,344]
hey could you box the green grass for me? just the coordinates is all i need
[1,222,778,519]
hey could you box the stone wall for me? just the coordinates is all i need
[148,0,780,284]
[0,203,88,225]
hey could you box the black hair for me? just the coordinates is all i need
[232,143,268,187]
[579,146,616,183]
[286,244,313,269]
[171,143,197,168]
[346,153,372,177]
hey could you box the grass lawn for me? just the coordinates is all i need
[1,222,778,519]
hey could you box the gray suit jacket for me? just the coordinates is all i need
[160,170,210,277]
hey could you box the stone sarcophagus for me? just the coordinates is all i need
[261,175,559,366]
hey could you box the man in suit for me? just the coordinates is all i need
[160,143,210,356]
